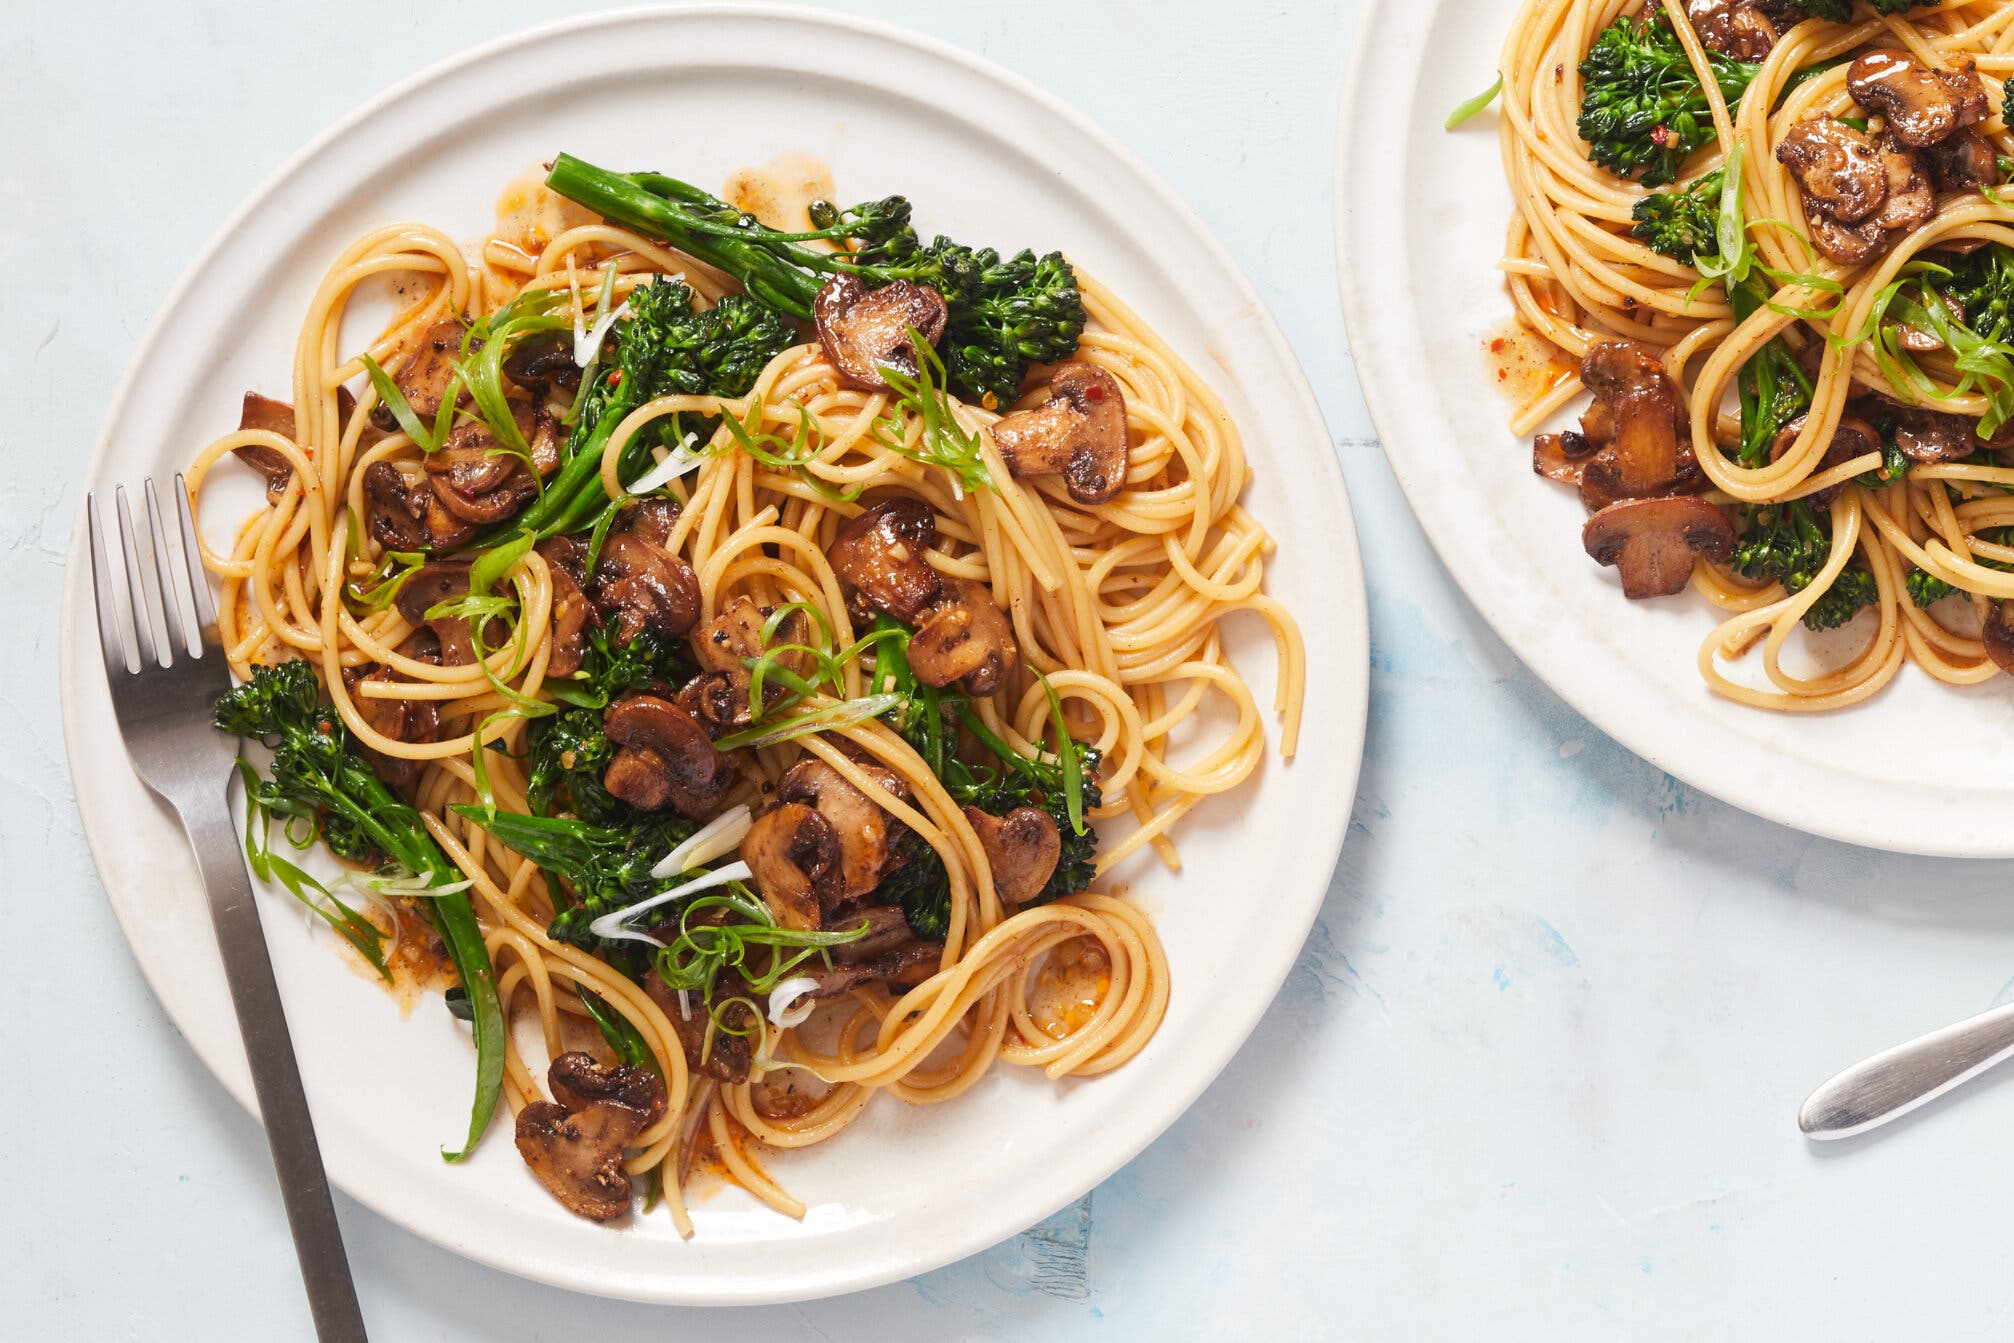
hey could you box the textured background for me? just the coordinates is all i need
[9,2,2014,1338]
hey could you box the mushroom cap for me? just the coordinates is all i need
[393,561,478,664]
[964,804,1062,907]
[741,801,843,931]
[1868,138,1933,234]
[777,758,908,902]
[689,596,770,676]
[1776,117,1888,224]
[988,361,1130,506]
[1892,407,1979,464]
[389,318,472,424]
[602,693,733,818]
[813,273,949,392]
[907,577,1019,696]
[1581,496,1736,599]
[234,392,297,501]
[362,462,429,552]
[513,1052,665,1222]
[827,497,942,623]
[1847,49,1986,149]
[1926,129,1999,193]
[1573,342,1696,507]
[1799,191,1885,266]
[1983,601,2014,677]
[675,670,751,738]
[503,330,583,392]
[590,524,702,647]
[1682,0,1777,61]
[1533,430,1594,487]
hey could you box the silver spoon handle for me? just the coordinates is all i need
[1800,1000,2014,1140]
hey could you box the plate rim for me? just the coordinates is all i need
[59,1,1369,1304]
[1332,0,2012,859]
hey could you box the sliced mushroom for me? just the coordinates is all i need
[513,1051,666,1222]
[589,504,701,647]
[1799,192,1886,266]
[425,412,546,525]
[1573,342,1698,509]
[393,561,478,665]
[537,537,596,679]
[1684,0,1777,60]
[675,670,752,738]
[419,487,481,550]
[907,577,1019,696]
[503,330,582,393]
[1582,496,1736,599]
[346,628,442,795]
[1776,118,1889,224]
[964,805,1062,907]
[1768,412,1882,506]
[1847,50,1986,149]
[988,361,1130,505]
[826,497,942,623]
[741,801,844,930]
[363,462,430,552]
[812,273,949,391]
[1533,429,1597,486]
[802,937,942,999]
[1925,129,2000,194]
[235,392,297,501]
[602,693,733,818]
[1869,139,1934,234]
[776,758,910,903]
[1892,406,1979,463]
[382,318,471,426]
[1984,601,2014,676]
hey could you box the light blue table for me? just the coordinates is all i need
[9,2,2014,1336]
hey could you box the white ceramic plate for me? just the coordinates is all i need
[59,4,1366,1306]
[1336,0,2014,857]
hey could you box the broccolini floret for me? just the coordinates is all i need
[1578,15,1760,187]
[1632,169,1725,265]
[1730,501,1879,630]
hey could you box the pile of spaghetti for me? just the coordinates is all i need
[194,153,1303,1233]
[1488,0,2014,710]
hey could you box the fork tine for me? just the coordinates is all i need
[143,479,194,660]
[171,473,220,641]
[114,486,161,668]
[86,494,132,675]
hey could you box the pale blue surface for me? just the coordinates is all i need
[11,2,2014,1338]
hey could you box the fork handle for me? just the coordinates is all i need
[1799,1000,2014,1141]
[182,803,369,1341]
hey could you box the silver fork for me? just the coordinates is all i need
[88,477,368,1342]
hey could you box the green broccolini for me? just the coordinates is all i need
[510,276,798,543]
[527,626,691,825]
[1577,15,1760,187]
[1631,168,1726,266]
[1908,527,2014,605]
[1936,242,2014,346]
[215,660,505,1160]
[543,153,1088,409]
[457,807,697,951]
[1730,501,1880,630]
[1779,0,1940,19]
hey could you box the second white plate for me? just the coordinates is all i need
[1336,0,2014,857]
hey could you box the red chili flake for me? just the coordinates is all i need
[606,369,623,387]
[1084,385,1105,403]
[1651,124,1672,148]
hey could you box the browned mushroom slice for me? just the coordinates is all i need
[425,412,546,525]
[362,462,430,552]
[346,629,442,794]
[1768,413,1882,506]
[1892,406,1979,463]
[675,670,752,738]
[503,330,582,393]
[1925,129,1999,194]
[1776,118,1889,224]
[1573,342,1697,508]
[1533,429,1596,486]
[907,577,1019,696]
[690,596,769,675]
[602,693,733,818]
[813,273,949,391]
[964,805,1062,906]
[1799,192,1886,266]
[513,1052,666,1222]
[420,488,481,550]
[388,318,472,425]
[1847,50,1986,149]
[1582,497,1736,599]
[234,392,298,501]
[394,561,479,665]
[542,550,595,680]
[827,497,943,622]
[776,758,910,902]
[1869,140,1934,234]
[1983,601,2014,676]
[741,801,844,930]
[592,533,701,646]
[1683,0,1777,60]
[988,361,1130,505]
[802,937,943,999]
